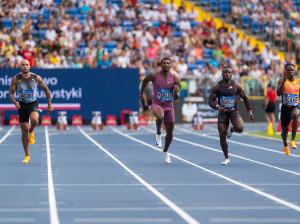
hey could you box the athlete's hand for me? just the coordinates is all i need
[140,95,148,107]
[173,92,179,101]
[14,101,20,109]
[248,113,254,120]
[218,107,227,113]
[47,105,53,114]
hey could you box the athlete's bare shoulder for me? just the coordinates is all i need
[211,82,220,93]
[144,71,158,82]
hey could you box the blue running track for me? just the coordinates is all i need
[0,123,300,223]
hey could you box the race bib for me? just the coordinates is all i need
[284,93,298,106]
[220,96,234,108]
[19,89,35,102]
[157,89,172,101]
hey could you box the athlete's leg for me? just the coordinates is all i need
[153,107,164,135]
[29,111,39,133]
[290,107,300,141]
[163,122,174,152]
[29,111,39,145]
[231,117,244,134]
[281,125,289,147]
[218,123,229,159]
[20,123,29,156]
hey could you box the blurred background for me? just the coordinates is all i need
[0,0,298,125]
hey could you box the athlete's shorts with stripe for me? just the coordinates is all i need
[18,101,39,123]
[280,105,299,127]
[218,109,241,125]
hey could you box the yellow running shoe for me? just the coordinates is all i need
[22,155,30,163]
[284,146,290,155]
[29,132,35,145]
[290,140,297,149]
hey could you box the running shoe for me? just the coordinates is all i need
[155,134,162,147]
[164,152,171,164]
[29,132,35,145]
[227,124,233,139]
[221,158,230,165]
[22,155,30,163]
[284,146,290,155]
[290,140,297,149]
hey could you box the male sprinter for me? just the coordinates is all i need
[9,59,53,163]
[209,66,254,165]
[277,64,300,155]
[140,58,180,163]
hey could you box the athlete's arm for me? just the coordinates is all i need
[276,78,286,96]
[9,76,20,109]
[173,74,180,101]
[208,84,221,111]
[140,72,155,105]
[236,83,254,120]
[36,75,53,114]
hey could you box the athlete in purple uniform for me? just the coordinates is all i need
[140,58,180,163]
[208,66,254,165]
[9,59,53,163]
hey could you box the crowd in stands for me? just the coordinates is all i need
[0,0,299,97]
[227,0,300,56]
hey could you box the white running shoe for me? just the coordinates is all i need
[155,134,162,147]
[164,152,171,164]
[227,124,233,139]
[221,159,230,165]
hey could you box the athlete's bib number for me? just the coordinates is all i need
[284,93,298,106]
[19,89,34,102]
[157,89,172,101]
[220,96,234,108]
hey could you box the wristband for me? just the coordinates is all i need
[247,109,252,114]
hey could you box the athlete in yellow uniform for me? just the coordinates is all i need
[277,64,300,155]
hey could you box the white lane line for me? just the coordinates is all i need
[180,128,300,158]
[45,126,60,224]
[78,127,200,224]
[0,218,35,222]
[0,206,288,213]
[209,218,300,223]
[74,218,172,223]
[0,126,15,144]
[111,127,300,213]
[143,127,300,176]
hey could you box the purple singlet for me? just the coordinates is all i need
[152,71,175,122]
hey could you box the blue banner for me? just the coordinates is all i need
[0,69,140,121]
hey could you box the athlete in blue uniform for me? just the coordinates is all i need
[209,66,254,165]
[9,59,53,163]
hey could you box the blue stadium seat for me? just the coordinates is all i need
[221,5,228,15]
[201,0,209,6]
[252,20,259,34]
[188,64,198,71]
[105,41,116,48]
[210,0,218,11]
[2,18,12,29]
[289,20,296,29]
[241,15,250,28]
[190,21,198,28]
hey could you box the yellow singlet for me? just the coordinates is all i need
[282,78,300,106]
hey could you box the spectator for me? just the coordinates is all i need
[98,54,111,68]
[176,57,188,78]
